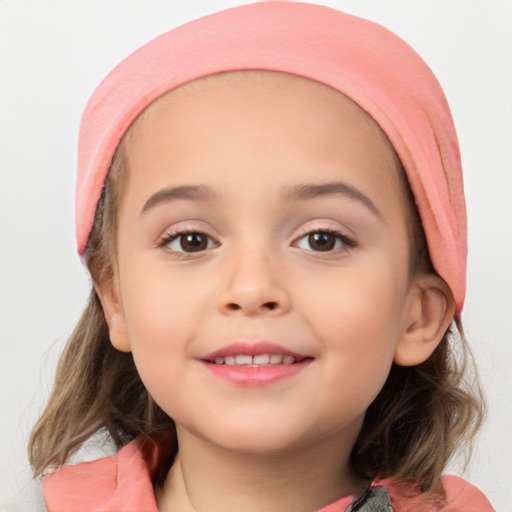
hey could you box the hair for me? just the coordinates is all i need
[28,75,484,511]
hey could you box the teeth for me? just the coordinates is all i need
[211,354,298,366]
[253,354,270,364]
[235,355,253,365]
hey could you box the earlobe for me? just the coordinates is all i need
[394,274,456,366]
[94,276,132,353]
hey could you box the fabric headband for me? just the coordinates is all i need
[76,1,467,315]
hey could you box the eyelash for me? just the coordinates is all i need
[293,228,357,254]
[157,228,357,256]
[157,229,219,256]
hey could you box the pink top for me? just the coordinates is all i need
[76,1,467,315]
[42,438,494,511]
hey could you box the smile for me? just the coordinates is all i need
[200,341,313,386]
[210,354,301,366]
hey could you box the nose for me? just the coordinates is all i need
[217,249,291,316]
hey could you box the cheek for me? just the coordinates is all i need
[118,277,196,417]
[299,260,407,331]
[119,267,204,365]
[296,263,407,385]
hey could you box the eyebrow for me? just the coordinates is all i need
[141,181,383,220]
[141,185,215,214]
[285,182,383,220]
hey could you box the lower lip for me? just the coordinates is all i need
[201,360,311,386]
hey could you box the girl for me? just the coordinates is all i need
[5,2,496,511]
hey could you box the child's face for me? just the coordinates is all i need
[106,72,421,455]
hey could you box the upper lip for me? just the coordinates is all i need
[200,341,310,361]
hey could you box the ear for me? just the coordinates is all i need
[394,274,456,366]
[95,275,132,353]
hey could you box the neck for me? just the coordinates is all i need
[156,427,368,512]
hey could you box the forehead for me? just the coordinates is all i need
[128,70,394,146]
[121,70,406,213]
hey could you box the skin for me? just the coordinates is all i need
[99,72,454,512]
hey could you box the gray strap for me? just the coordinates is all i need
[346,486,394,512]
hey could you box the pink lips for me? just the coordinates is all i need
[201,341,306,360]
[200,341,312,386]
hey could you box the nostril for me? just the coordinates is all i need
[222,301,280,313]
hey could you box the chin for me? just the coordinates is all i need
[217,435,303,456]
[196,419,316,456]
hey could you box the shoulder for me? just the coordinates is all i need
[41,433,125,510]
[0,479,47,512]
[442,475,495,511]
[42,452,119,508]
[378,475,494,512]
[42,438,159,512]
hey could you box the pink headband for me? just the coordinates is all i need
[76,1,467,315]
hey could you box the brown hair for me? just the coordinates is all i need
[28,88,484,511]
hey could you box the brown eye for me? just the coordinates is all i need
[307,232,336,251]
[180,233,207,252]
[166,232,216,253]
[295,230,354,253]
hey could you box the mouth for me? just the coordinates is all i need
[199,341,313,385]
[206,354,308,366]
[200,341,311,364]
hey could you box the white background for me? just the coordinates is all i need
[1,1,511,510]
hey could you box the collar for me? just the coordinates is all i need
[43,437,389,512]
